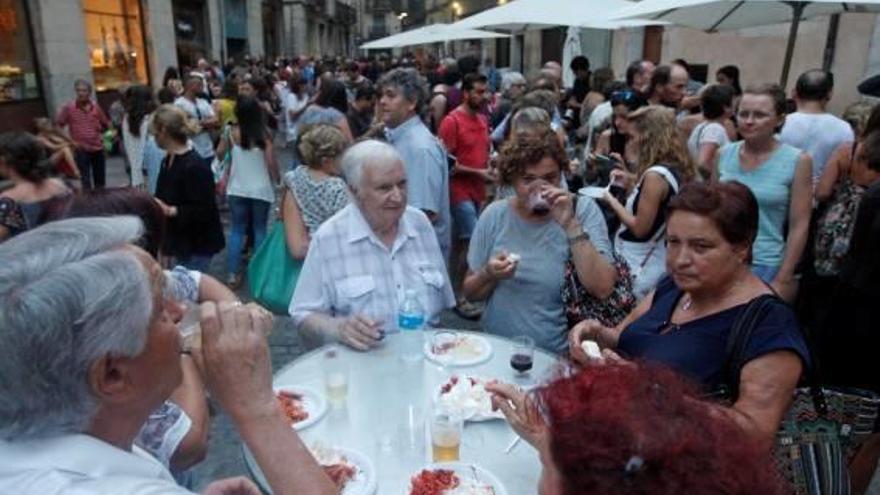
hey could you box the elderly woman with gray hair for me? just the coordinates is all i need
[290,140,455,351]
[491,71,527,129]
[0,217,336,495]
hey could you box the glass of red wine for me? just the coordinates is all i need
[510,335,535,382]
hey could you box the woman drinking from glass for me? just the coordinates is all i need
[463,132,617,353]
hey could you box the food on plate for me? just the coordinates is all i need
[276,390,309,424]
[438,376,499,419]
[409,469,458,495]
[580,340,603,360]
[409,468,495,495]
[323,463,356,490]
[310,443,358,490]
[430,334,484,360]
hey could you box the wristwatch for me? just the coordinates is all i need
[567,230,591,245]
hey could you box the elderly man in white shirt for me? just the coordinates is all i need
[0,217,336,495]
[290,140,456,351]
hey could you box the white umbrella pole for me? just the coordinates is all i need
[780,1,809,88]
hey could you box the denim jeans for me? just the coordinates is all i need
[751,264,780,283]
[177,255,213,272]
[227,195,271,276]
[451,200,480,241]
[75,149,106,190]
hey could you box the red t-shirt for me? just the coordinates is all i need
[439,107,490,206]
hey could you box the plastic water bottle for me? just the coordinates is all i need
[398,289,425,362]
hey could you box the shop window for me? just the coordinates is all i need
[0,0,41,102]
[82,0,149,91]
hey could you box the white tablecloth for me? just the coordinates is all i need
[243,330,560,494]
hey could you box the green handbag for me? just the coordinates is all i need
[247,221,303,315]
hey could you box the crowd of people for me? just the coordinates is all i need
[1,49,879,494]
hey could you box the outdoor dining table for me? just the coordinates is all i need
[243,330,560,494]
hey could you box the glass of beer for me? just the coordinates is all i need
[431,409,463,462]
[323,345,348,407]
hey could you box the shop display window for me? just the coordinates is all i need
[0,0,41,102]
[82,0,149,91]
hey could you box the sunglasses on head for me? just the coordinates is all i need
[610,90,637,104]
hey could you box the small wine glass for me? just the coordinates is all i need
[510,335,535,383]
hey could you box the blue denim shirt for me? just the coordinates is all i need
[386,116,451,261]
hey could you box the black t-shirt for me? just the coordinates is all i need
[155,149,225,257]
[618,277,810,391]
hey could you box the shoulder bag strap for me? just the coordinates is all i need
[634,165,679,268]
[715,294,780,401]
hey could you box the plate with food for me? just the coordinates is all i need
[274,386,327,431]
[434,376,504,422]
[407,463,507,495]
[578,186,609,199]
[424,332,492,367]
[309,443,377,495]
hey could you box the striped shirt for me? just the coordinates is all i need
[289,204,455,331]
[56,100,109,151]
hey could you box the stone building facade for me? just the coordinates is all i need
[277,0,357,58]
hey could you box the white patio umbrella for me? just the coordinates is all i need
[562,26,583,89]
[452,0,663,31]
[610,0,880,86]
[360,23,509,50]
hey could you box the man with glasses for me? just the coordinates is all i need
[439,73,493,320]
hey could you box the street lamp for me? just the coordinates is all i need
[451,1,463,19]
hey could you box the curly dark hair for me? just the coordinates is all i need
[497,131,568,186]
[0,132,53,183]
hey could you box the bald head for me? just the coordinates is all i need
[795,69,833,103]
[650,64,689,108]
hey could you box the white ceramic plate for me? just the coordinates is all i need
[423,332,493,367]
[434,375,504,422]
[406,462,508,495]
[274,385,327,431]
[317,446,377,495]
[578,186,608,199]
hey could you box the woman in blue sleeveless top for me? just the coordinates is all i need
[715,83,812,303]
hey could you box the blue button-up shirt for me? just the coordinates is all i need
[385,115,451,261]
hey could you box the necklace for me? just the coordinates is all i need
[682,295,693,311]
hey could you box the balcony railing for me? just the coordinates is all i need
[335,2,356,25]
[368,26,389,39]
[365,0,393,12]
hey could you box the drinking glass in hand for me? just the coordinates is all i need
[510,335,535,379]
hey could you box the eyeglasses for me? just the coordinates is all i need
[736,110,775,121]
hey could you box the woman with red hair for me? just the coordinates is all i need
[488,363,787,494]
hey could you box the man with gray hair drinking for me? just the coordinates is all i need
[290,140,455,351]
[0,217,335,495]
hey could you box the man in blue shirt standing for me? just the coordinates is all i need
[379,68,452,262]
